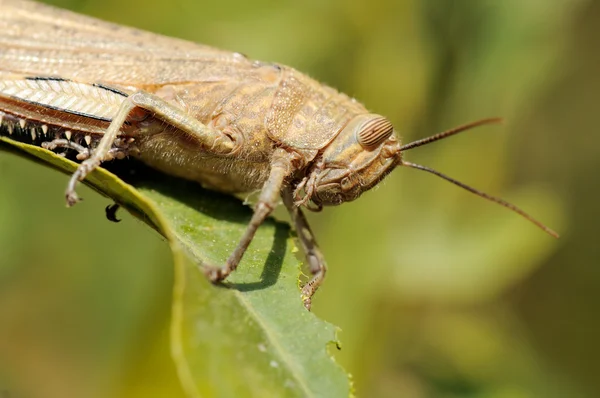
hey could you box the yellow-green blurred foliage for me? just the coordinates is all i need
[0,0,597,397]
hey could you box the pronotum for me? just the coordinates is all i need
[0,0,557,309]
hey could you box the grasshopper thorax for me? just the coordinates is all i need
[296,113,401,208]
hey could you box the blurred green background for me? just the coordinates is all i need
[0,0,597,397]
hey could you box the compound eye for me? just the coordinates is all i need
[357,117,394,148]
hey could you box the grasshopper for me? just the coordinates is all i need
[0,0,557,309]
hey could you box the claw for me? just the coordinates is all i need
[301,286,313,311]
[203,265,226,283]
[302,296,312,311]
[105,204,122,223]
[65,190,81,207]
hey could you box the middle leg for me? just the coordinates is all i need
[203,149,293,282]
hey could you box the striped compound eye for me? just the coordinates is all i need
[356,117,394,148]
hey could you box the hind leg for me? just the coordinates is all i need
[65,90,238,206]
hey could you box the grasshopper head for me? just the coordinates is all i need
[295,116,559,238]
[298,114,401,207]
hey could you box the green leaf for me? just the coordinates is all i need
[0,137,351,398]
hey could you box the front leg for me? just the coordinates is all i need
[204,149,293,282]
[282,186,327,310]
[65,90,239,206]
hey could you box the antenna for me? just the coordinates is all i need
[400,118,503,151]
[398,119,558,238]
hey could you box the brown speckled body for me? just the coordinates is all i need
[132,68,368,193]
